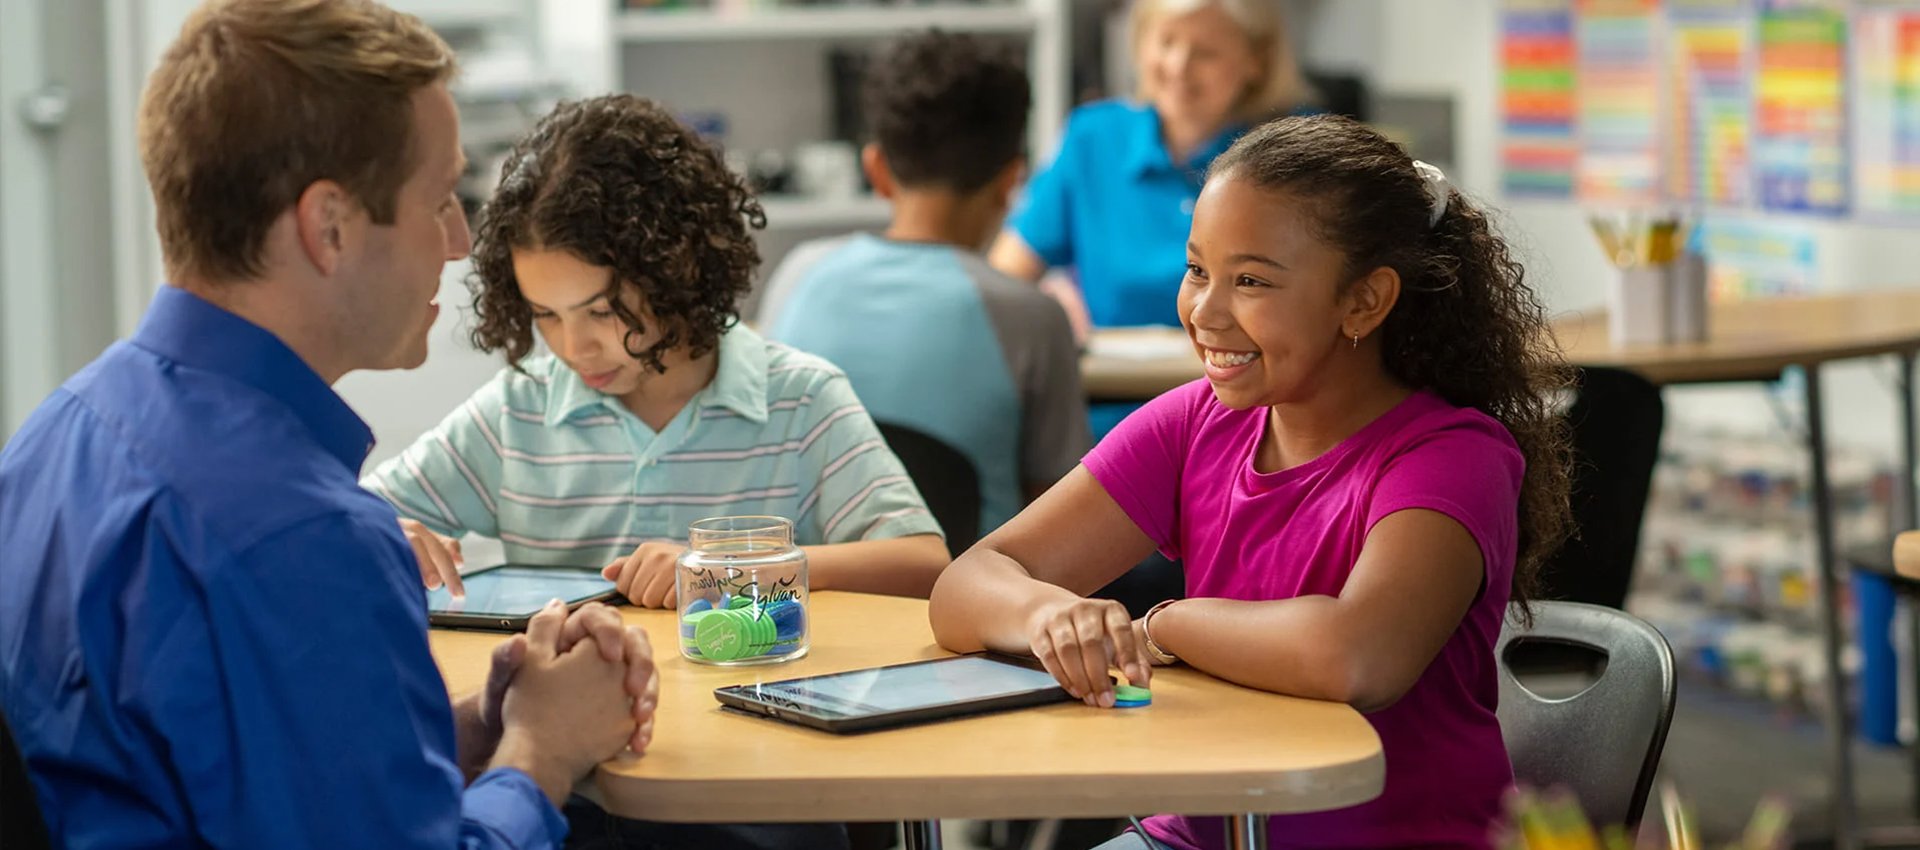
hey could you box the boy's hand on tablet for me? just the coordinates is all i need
[400,518,464,596]
[603,541,686,608]
[1024,598,1150,708]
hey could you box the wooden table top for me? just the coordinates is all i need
[1078,290,1920,399]
[431,592,1384,823]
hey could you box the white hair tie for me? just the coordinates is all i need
[1412,160,1450,228]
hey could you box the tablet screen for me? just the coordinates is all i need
[734,655,1063,717]
[426,565,615,616]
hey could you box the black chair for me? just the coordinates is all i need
[1302,70,1371,123]
[875,423,981,557]
[1,706,50,850]
[1498,601,1677,829]
[1539,367,1665,610]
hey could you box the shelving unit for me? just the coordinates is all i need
[759,195,892,230]
[611,0,1069,238]
[616,5,1040,42]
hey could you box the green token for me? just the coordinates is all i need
[727,595,756,610]
[695,611,750,661]
[1114,685,1151,702]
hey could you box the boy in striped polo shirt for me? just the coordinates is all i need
[366,94,948,616]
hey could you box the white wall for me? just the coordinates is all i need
[336,260,507,470]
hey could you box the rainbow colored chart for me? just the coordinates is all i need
[1667,5,1752,206]
[1575,0,1662,205]
[1753,0,1848,215]
[1857,8,1920,218]
[1502,0,1579,198]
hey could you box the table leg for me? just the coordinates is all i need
[1225,814,1268,850]
[901,820,943,850]
[1808,365,1859,850]
[1900,353,1920,822]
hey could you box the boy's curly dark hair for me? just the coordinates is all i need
[468,94,766,372]
[863,29,1030,192]
[1209,115,1573,613]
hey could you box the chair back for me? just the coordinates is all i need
[1541,366,1664,608]
[875,422,981,556]
[1497,601,1676,828]
[1,705,50,850]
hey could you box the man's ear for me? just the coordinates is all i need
[292,180,357,277]
[860,143,897,200]
[1344,265,1402,341]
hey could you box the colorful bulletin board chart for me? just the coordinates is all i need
[1503,0,1578,198]
[1693,217,1819,300]
[1856,3,1920,218]
[1575,0,1663,205]
[1667,0,1753,206]
[1754,0,1849,215]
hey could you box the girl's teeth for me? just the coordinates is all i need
[1207,350,1258,368]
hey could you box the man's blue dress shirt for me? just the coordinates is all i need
[0,286,566,849]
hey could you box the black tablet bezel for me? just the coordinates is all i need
[712,652,1085,733]
[425,563,620,632]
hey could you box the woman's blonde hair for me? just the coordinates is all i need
[1127,0,1308,122]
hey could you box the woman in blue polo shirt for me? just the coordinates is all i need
[990,0,1315,333]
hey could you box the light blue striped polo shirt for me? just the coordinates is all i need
[364,323,941,566]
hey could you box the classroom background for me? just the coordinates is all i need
[12,0,1920,845]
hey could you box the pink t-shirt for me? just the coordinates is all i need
[1084,380,1523,850]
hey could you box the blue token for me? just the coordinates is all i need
[684,598,714,614]
[1112,699,1151,709]
[767,599,806,640]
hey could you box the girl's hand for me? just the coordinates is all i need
[1025,597,1150,707]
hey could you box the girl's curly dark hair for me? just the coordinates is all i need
[1209,115,1573,612]
[469,94,766,371]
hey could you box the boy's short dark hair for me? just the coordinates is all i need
[863,30,1031,193]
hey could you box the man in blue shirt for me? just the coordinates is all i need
[0,2,657,848]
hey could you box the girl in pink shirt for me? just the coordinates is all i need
[928,114,1572,849]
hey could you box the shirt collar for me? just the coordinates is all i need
[543,322,771,426]
[701,323,771,423]
[1123,101,1247,179]
[131,285,376,473]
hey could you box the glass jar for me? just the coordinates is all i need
[676,516,809,665]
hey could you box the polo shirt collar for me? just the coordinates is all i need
[1123,100,1246,179]
[131,285,375,473]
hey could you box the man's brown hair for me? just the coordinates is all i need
[138,0,456,282]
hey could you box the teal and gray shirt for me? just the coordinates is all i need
[759,234,1090,536]
[364,323,941,565]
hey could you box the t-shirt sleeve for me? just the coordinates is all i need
[1079,381,1210,559]
[756,237,838,332]
[1007,110,1084,269]
[1016,296,1093,489]
[1363,418,1525,590]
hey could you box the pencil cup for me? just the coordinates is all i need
[676,516,809,665]
[1608,265,1668,347]
[1666,252,1708,344]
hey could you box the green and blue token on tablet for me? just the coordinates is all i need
[1112,684,1151,708]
